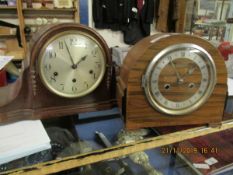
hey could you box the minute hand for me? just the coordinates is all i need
[64,40,75,66]
[169,59,182,80]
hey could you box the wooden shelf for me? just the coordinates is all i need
[5,39,25,60]
[5,50,25,61]
[23,7,76,11]
[0,6,17,18]
[0,14,18,18]
[22,8,76,19]
[0,4,79,20]
[0,6,17,10]
[0,34,15,38]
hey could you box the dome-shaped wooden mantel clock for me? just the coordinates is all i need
[117,34,227,130]
[0,23,116,123]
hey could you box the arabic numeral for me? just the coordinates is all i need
[59,41,63,49]
[49,51,56,58]
[60,84,64,91]
[91,49,97,57]
[70,38,78,45]
[84,81,89,88]
[50,75,56,82]
[44,64,51,71]
[95,61,101,68]
[72,86,78,92]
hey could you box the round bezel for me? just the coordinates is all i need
[143,43,217,115]
[38,30,106,98]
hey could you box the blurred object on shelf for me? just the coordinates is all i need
[45,1,54,9]
[25,0,32,8]
[193,20,226,41]
[225,56,233,78]
[0,55,19,84]
[35,17,43,25]
[27,17,59,34]
[0,55,13,70]
[7,72,18,83]
[32,2,42,9]
[24,25,31,41]
[218,41,233,60]
[227,18,233,23]
[0,55,22,107]
[53,0,73,8]
[5,61,20,77]
[0,120,51,166]
[0,69,7,87]
[0,21,22,47]
[0,27,16,36]
[112,46,131,67]
[0,41,7,55]
[7,0,16,6]
[5,39,25,60]
[0,0,8,7]
[22,2,27,8]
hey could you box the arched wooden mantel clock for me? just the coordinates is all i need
[0,23,116,123]
[117,34,228,130]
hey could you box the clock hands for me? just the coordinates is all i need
[63,40,87,69]
[181,65,197,79]
[64,40,76,69]
[75,55,87,66]
[169,58,184,84]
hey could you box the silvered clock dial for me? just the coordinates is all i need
[38,31,106,98]
[142,44,217,115]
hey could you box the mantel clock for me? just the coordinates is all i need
[0,23,116,123]
[117,34,227,129]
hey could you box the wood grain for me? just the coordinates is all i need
[176,0,186,33]
[17,0,27,54]
[156,0,170,32]
[118,34,228,129]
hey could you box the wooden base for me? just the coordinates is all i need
[0,67,116,124]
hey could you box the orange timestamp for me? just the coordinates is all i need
[161,146,218,154]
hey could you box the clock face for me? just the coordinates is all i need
[143,44,217,115]
[38,31,106,98]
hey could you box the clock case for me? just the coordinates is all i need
[0,23,116,123]
[117,33,228,130]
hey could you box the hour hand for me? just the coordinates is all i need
[182,65,197,78]
[76,55,87,66]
